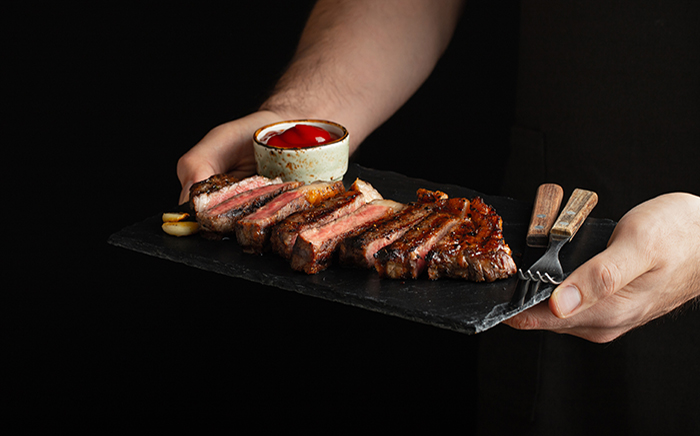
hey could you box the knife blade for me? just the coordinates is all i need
[510,183,564,308]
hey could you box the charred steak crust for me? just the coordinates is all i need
[435,197,471,218]
[189,173,239,203]
[426,197,516,282]
[234,181,345,254]
[374,212,461,279]
[415,188,449,203]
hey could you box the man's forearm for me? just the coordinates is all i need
[260,0,465,153]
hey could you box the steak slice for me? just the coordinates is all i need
[290,200,405,274]
[269,178,383,259]
[374,211,462,280]
[426,197,516,282]
[189,174,277,213]
[337,201,439,269]
[336,189,461,269]
[234,180,345,254]
[197,180,302,234]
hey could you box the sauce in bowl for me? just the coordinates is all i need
[253,119,349,183]
[263,124,338,149]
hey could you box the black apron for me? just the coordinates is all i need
[481,2,700,435]
[501,0,700,220]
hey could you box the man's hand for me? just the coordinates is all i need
[176,111,282,204]
[505,192,700,343]
[176,0,465,205]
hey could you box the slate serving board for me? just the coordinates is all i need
[108,164,616,334]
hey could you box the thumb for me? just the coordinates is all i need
[548,233,651,319]
[177,156,218,205]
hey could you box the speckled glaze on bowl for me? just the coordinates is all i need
[253,119,349,183]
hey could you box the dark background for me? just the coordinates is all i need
[8,1,520,430]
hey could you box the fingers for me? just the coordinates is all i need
[503,243,649,343]
[548,215,654,319]
[176,111,284,204]
[505,193,700,342]
[503,301,629,343]
[548,256,621,319]
[179,182,192,206]
[505,208,655,341]
[176,150,219,204]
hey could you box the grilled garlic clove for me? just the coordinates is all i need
[162,212,191,222]
[162,221,200,237]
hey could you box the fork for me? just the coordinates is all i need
[518,188,598,284]
[510,183,564,308]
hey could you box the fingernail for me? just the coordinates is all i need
[553,285,582,317]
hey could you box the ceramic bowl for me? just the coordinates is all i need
[253,119,349,183]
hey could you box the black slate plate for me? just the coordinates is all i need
[108,164,616,334]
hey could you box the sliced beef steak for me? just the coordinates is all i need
[189,174,278,213]
[196,180,302,234]
[234,181,345,254]
[426,197,516,282]
[374,211,461,279]
[269,178,383,259]
[290,199,405,274]
[336,189,462,269]
[270,191,363,259]
[186,173,515,283]
[337,201,439,269]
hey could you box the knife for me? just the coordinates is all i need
[509,183,564,308]
[526,183,565,247]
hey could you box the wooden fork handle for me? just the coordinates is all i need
[551,188,599,239]
[526,183,564,247]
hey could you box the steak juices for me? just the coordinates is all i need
[186,172,517,282]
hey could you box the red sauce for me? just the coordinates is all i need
[264,124,336,149]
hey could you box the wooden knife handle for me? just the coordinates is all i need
[551,188,598,239]
[526,183,565,247]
